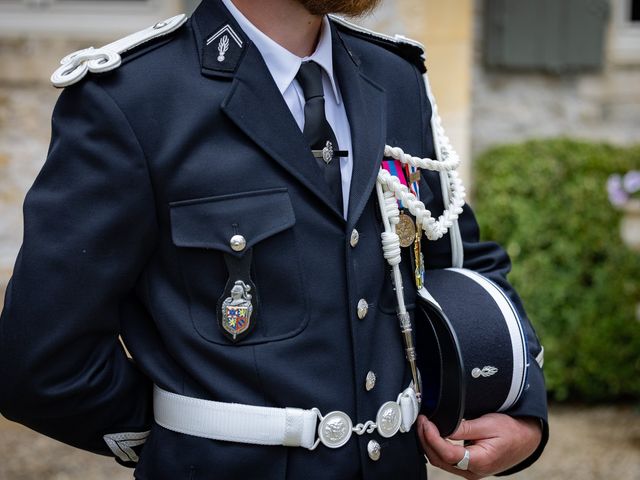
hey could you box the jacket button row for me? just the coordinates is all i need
[357,299,368,319]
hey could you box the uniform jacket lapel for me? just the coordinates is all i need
[222,48,346,221]
[192,1,387,225]
[331,25,387,228]
[192,0,345,222]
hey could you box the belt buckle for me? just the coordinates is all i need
[317,410,353,448]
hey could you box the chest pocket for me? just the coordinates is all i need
[169,188,309,345]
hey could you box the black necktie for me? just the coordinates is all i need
[296,61,344,214]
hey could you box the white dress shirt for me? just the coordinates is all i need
[221,0,354,216]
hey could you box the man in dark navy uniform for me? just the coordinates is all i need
[0,0,548,478]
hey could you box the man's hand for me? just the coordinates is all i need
[417,413,542,479]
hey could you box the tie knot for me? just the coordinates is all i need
[296,61,324,101]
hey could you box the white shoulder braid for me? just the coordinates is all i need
[50,14,188,88]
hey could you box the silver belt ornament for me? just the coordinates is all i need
[311,387,419,449]
[153,385,419,451]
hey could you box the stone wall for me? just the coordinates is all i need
[471,0,640,157]
[0,39,70,294]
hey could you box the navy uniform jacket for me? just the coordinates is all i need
[0,0,548,478]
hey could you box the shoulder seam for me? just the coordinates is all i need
[329,15,426,73]
[328,15,425,52]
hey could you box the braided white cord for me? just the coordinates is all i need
[380,190,402,267]
[427,78,457,172]
[377,168,465,241]
[376,182,407,316]
[425,73,465,266]
[383,144,459,172]
[378,73,466,242]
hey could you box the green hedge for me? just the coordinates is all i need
[473,139,640,402]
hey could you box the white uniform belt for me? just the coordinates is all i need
[153,385,420,450]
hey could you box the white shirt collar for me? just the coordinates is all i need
[221,0,340,103]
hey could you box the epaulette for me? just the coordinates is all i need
[329,15,426,74]
[50,14,188,88]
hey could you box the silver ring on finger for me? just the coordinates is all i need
[454,448,470,471]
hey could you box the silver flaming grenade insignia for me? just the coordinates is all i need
[221,280,253,341]
[217,35,230,62]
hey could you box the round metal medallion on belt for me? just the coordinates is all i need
[229,235,246,252]
[376,401,402,438]
[318,411,353,448]
[396,213,416,248]
[367,440,381,461]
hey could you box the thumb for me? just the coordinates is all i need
[448,417,497,441]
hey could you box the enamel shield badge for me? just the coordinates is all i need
[219,280,254,342]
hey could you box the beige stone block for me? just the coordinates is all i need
[0,38,90,84]
[395,0,472,42]
[425,43,472,112]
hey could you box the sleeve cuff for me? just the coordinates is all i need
[496,360,549,475]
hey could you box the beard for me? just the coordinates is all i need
[297,0,382,17]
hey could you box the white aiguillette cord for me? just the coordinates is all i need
[50,14,188,88]
[376,73,467,400]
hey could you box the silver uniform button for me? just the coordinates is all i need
[367,440,381,461]
[357,299,368,319]
[365,371,376,391]
[230,235,247,252]
[376,401,402,438]
[318,411,353,448]
[350,229,360,247]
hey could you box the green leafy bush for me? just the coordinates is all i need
[473,139,640,402]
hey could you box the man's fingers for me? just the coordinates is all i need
[422,442,482,480]
[419,418,491,479]
[422,419,469,467]
[449,415,500,441]
[417,415,430,454]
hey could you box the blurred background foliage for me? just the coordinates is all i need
[474,139,640,402]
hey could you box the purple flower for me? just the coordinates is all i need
[623,171,640,195]
[607,174,628,207]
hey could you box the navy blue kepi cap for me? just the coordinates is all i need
[415,268,528,437]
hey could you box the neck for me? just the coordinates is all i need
[230,0,323,57]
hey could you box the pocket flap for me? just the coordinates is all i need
[170,188,295,255]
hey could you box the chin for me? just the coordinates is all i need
[297,0,382,17]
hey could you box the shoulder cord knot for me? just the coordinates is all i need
[377,74,466,242]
